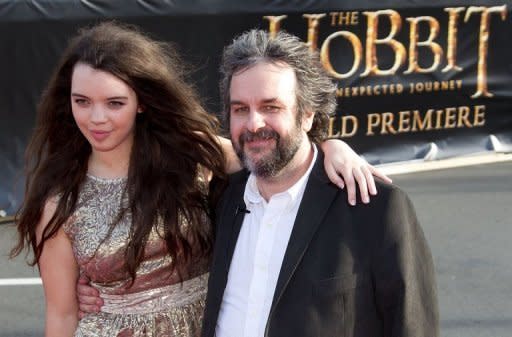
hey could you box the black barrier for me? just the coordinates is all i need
[0,1,511,215]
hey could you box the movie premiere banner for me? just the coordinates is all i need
[0,1,510,215]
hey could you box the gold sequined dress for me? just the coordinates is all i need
[63,174,210,337]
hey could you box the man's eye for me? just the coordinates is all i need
[264,105,279,112]
[232,106,248,114]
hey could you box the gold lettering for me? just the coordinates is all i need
[329,12,338,26]
[444,107,457,128]
[338,11,353,25]
[412,109,434,131]
[457,106,472,127]
[321,31,363,79]
[341,115,358,137]
[336,84,404,97]
[328,116,340,137]
[398,110,411,133]
[329,12,359,26]
[443,7,465,72]
[361,106,485,135]
[381,112,397,134]
[328,115,359,137]
[465,5,507,98]
[303,14,326,50]
[361,10,406,77]
[435,110,443,129]
[474,105,486,126]
[351,12,359,25]
[367,113,381,135]
[264,15,288,38]
[405,16,443,74]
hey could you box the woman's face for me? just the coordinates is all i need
[70,63,141,160]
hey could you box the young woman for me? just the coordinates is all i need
[11,22,389,337]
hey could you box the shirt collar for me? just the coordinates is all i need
[244,143,318,207]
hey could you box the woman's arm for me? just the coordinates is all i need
[218,135,243,174]
[36,200,79,337]
[320,139,392,206]
[219,135,392,205]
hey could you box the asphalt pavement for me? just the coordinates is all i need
[1,160,511,337]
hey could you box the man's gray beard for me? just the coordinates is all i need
[235,127,302,178]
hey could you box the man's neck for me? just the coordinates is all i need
[256,140,314,202]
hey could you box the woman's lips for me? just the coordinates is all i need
[90,130,110,141]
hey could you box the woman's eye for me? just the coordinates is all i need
[74,99,88,106]
[108,101,124,108]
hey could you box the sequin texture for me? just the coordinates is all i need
[64,174,210,337]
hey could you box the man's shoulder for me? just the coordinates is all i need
[347,179,414,218]
[366,179,419,230]
[227,169,250,186]
[219,169,250,204]
[373,178,409,201]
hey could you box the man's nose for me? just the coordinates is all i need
[246,110,266,132]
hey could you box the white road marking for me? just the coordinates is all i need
[0,278,42,286]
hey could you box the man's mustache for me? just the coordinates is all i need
[240,128,279,143]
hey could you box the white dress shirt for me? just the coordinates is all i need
[215,145,318,337]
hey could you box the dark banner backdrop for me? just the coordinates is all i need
[0,1,510,214]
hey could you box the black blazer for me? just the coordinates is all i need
[202,151,439,337]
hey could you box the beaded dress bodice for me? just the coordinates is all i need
[64,175,209,337]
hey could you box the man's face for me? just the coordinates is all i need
[229,62,314,177]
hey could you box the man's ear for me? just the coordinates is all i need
[302,109,315,132]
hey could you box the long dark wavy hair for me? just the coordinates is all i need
[10,21,226,282]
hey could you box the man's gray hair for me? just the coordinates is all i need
[219,29,337,143]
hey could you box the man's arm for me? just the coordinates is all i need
[373,187,439,337]
[76,276,103,318]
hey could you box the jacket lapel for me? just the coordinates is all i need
[203,171,250,337]
[222,170,250,274]
[270,151,339,309]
